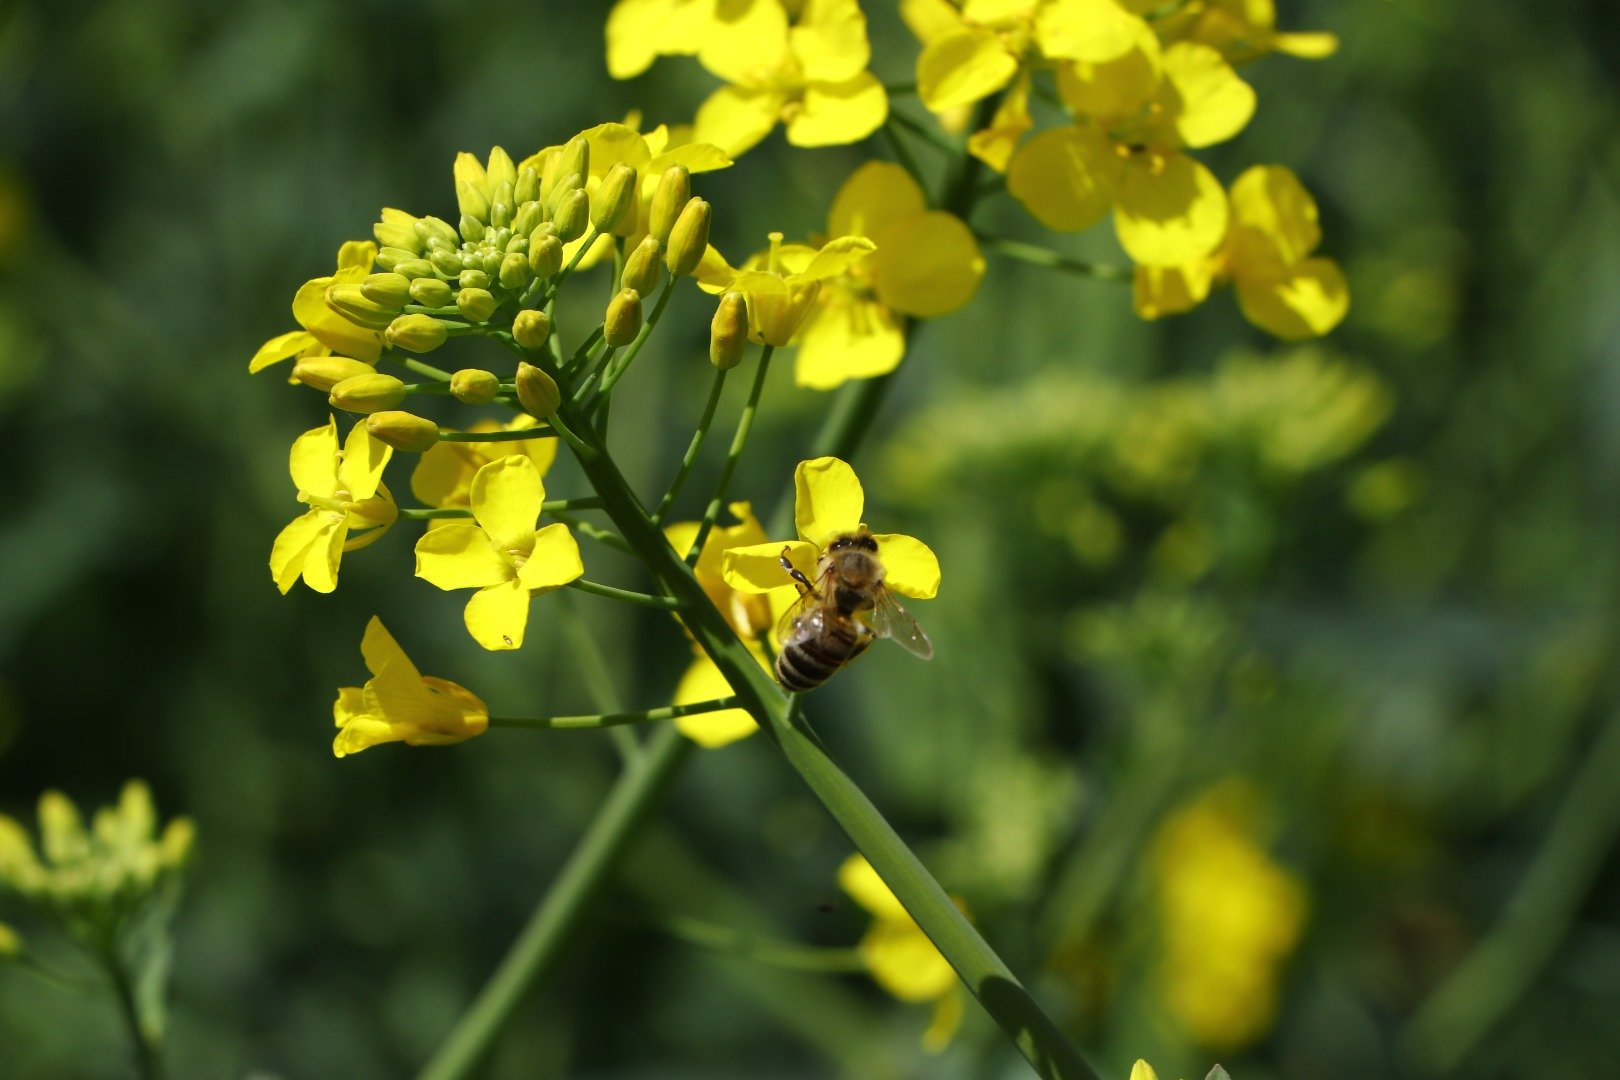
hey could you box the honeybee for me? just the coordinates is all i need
[774,530,933,692]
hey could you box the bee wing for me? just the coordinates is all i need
[869,587,934,660]
[775,577,826,644]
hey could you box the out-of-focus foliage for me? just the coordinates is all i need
[3,1,1620,1078]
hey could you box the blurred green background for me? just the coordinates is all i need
[4,0,1620,1076]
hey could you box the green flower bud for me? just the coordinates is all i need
[665,198,711,278]
[393,258,437,279]
[375,246,418,271]
[291,355,375,392]
[488,225,512,249]
[648,165,691,245]
[515,362,561,418]
[459,213,486,243]
[512,201,543,237]
[592,163,638,234]
[545,171,583,216]
[515,165,541,205]
[366,410,441,453]
[489,180,515,228]
[325,284,397,329]
[374,220,420,253]
[458,268,491,290]
[604,287,643,347]
[512,309,552,350]
[529,233,563,279]
[555,136,589,196]
[360,272,411,310]
[499,251,532,290]
[330,373,407,413]
[480,250,505,276]
[553,188,589,242]
[450,368,501,405]
[621,235,663,296]
[415,216,459,246]
[457,287,497,322]
[386,313,451,352]
[457,179,490,223]
[505,235,530,256]
[429,249,465,276]
[709,291,748,370]
[409,277,454,307]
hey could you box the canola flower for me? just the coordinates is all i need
[248,239,384,372]
[333,617,490,756]
[412,415,557,517]
[269,417,397,593]
[1155,0,1338,64]
[698,230,876,351]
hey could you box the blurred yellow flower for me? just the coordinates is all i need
[411,415,557,522]
[788,162,984,390]
[1157,0,1338,64]
[696,231,875,348]
[721,456,942,602]
[1151,779,1307,1050]
[0,782,193,904]
[689,0,888,156]
[249,240,384,372]
[269,418,397,594]
[332,617,489,757]
[1007,27,1254,266]
[1134,165,1348,339]
[413,456,584,651]
[605,0,715,79]
[839,853,963,1051]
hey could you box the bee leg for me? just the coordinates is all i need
[780,546,816,596]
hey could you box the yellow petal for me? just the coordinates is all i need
[795,456,864,547]
[699,0,790,84]
[415,524,511,590]
[917,27,1017,113]
[649,140,734,176]
[606,0,666,79]
[838,853,909,921]
[516,522,585,591]
[966,70,1033,172]
[1056,36,1161,122]
[335,240,377,271]
[250,329,321,374]
[464,579,530,651]
[922,989,964,1052]
[1272,30,1339,59]
[799,234,878,281]
[453,151,489,201]
[829,161,926,241]
[861,919,957,1003]
[337,421,392,501]
[1007,126,1122,232]
[579,122,655,176]
[289,418,340,496]
[870,534,940,599]
[1160,42,1255,149]
[673,653,760,748]
[789,0,870,83]
[270,510,335,594]
[868,211,983,317]
[723,540,819,594]
[293,267,385,362]
[794,292,905,391]
[1114,152,1228,266]
[788,73,888,148]
[900,0,965,44]
[1227,164,1321,270]
[469,456,544,552]
[693,84,785,157]
[1036,0,1150,63]
[300,516,347,594]
[1130,1062,1160,1080]
[1234,256,1349,340]
[360,616,419,680]
[962,0,1037,22]
[333,715,400,758]
[1133,259,1218,319]
[334,686,365,728]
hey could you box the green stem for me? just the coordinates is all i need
[522,225,599,307]
[382,352,454,382]
[882,120,927,189]
[973,233,1132,282]
[651,366,728,526]
[108,959,163,1080]
[490,697,737,730]
[438,426,558,442]
[887,109,960,155]
[399,499,598,521]
[548,511,631,554]
[685,344,774,564]
[565,578,682,610]
[557,592,641,763]
[660,914,868,973]
[569,346,617,407]
[416,726,694,1080]
[566,325,605,371]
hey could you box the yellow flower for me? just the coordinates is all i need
[248,240,385,372]
[413,455,584,651]
[332,617,489,757]
[1151,779,1307,1049]
[1134,165,1348,339]
[697,231,876,348]
[721,456,941,603]
[411,415,557,522]
[605,0,715,79]
[690,0,888,156]
[269,417,397,594]
[0,782,193,904]
[1006,27,1255,266]
[839,854,964,1051]
[785,162,984,390]
[1157,0,1338,64]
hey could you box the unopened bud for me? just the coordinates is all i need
[528,233,563,279]
[665,198,711,277]
[330,373,407,413]
[604,287,643,347]
[709,291,748,369]
[552,188,589,242]
[449,368,501,405]
[366,410,441,453]
[360,272,411,310]
[415,216,459,246]
[386,313,450,352]
[325,284,397,329]
[457,180,490,223]
[393,258,436,279]
[648,165,691,245]
[621,236,663,296]
[592,163,637,234]
[458,212,486,243]
[409,277,454,307]
[291,355,375,392]
[556,137,590,195]
[499,251,531,290]
[512,309,553,350]
[375,246,418,271]
[512,201,542,237]
[458,268,490,290]
[545,171,583,216]
[515,165,541,205]
[489,180,515,229]
[374,219,420,253]
[457,287,497,322]
[429,249,465,277]
[515,362,561,418]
